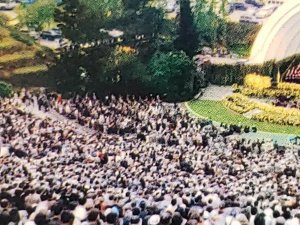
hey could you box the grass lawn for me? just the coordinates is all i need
[187,100,300,135]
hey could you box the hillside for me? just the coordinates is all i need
[0,14,54,87]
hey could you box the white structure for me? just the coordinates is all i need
[249,0,300,64]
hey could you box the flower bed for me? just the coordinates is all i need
[223,94,300,126]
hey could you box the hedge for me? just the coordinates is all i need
[203,53,300,85]
[0,81,13,97]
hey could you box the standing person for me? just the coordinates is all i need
[57,94,62,105]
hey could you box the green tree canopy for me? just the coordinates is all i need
[19,0,57,31]
[148,51,195,100]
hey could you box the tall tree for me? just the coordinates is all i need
[175,0,198,57]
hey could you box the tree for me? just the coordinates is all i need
[194,0,219,47]
[53,0,175,96]
[19,0,56,31]
[115,0,169,61]
[175,0,198,57]
[148,51,195,100]
[55,0,123,43]
[105,48,150,95]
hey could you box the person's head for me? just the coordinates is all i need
[34,213,47,225]
[88,209,99,222]
[0,199,9,209]
[171,213,183,225]
[160,212,171,225]
[51,203,63,216]
[251,207,258,216]
[254,213,265,225]
[79,197,87,205]
[171,199,177,206]
[106,212,118,225]
[61,210,74,225]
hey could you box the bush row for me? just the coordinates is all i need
[223,94,256,114]
[234,86,300,99]
[253,112,300,126]
[203,53,300,85]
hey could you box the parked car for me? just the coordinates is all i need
[229,3,247,12]
[40,31,56,41]
[40,28,62,41]
[245,0,264,8]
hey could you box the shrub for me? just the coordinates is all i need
[0,81,13,97]
[244,73,272,90]
[10,30,35,46]
[278,82,300,91]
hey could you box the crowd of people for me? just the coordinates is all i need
[0,89,300,225]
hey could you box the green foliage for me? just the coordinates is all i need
[175,0,198,57]
[225,22,261,56]
[194,0,220,47]
[0,81,13,97]
[10,30,35,46]
[148,51,195,101]
[56,0,122,43]
[19,0,57,31]
[193,1,260,51]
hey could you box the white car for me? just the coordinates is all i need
[0,1,16,10]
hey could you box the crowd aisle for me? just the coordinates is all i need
[0,89,299,225]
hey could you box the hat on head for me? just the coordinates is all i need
[148,215,160,225]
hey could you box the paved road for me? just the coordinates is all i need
[21,96,96,136]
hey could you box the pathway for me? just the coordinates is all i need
[21,97,96,136]
[200,85,233,101]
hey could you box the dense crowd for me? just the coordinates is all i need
[0,89,300,225]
